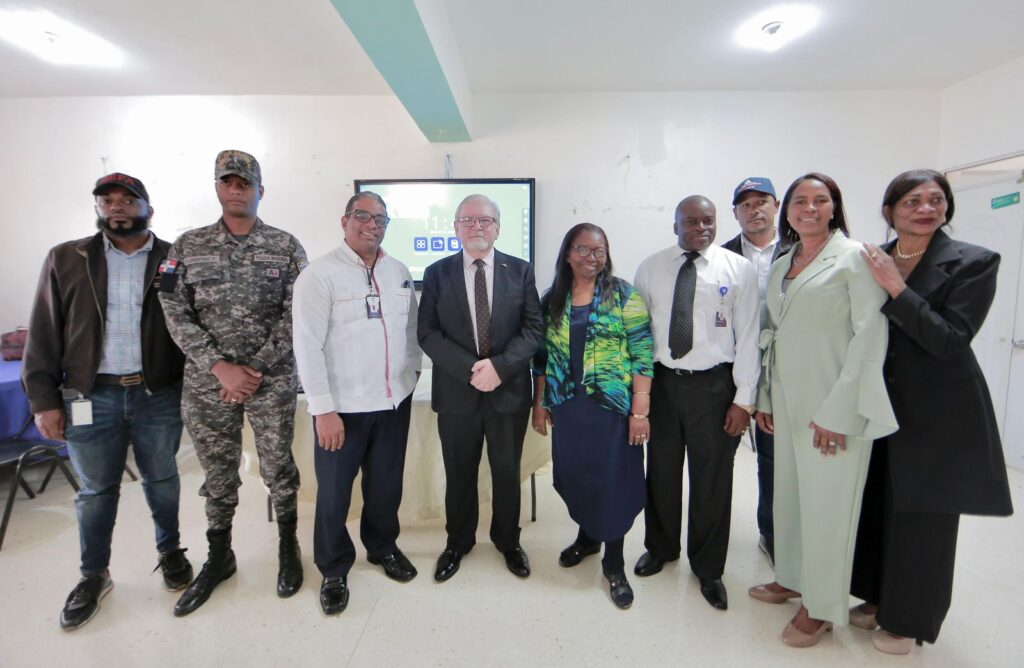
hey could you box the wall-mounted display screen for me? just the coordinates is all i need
[354,178,535,284]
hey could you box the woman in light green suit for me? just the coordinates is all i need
[748,173,898,648]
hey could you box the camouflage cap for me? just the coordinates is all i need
[215,149,261,185]
[93,172,151,202]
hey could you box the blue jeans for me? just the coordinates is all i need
[753,423,774,549]
[64,381,184,575]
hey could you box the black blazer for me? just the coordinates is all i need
[721,232,792,261]
[418,250,544,416]
[880,231,1013,516]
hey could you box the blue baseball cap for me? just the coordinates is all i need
[732,177,776,205]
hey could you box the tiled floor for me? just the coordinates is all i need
[1,443,1021,667]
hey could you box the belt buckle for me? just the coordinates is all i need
[119,373,143,387]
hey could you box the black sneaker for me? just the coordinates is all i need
[155,547,194,591]
[60,572,113,631]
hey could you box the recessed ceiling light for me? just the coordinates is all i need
[0,9,124,67]
[734,4,821,52]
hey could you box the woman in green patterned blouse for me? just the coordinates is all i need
[532,223,653,609]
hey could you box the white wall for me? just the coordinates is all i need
[0,90,941,331]
[940,54,1024,168]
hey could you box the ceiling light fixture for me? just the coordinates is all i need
[0,9,125,67]
[734,4,821,52]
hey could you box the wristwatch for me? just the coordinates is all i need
[736,403,755,415]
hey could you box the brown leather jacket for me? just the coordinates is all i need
[22,232,185,413]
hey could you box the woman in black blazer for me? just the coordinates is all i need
[852,170,1014,654]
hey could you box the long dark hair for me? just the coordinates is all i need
[542,223,615,326]
[779,172,851,242]
[881,169,955,229]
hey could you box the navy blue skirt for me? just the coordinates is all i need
[550,304,645,542]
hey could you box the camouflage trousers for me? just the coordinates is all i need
[182,367,299,530]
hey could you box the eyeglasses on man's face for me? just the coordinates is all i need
[455,216,498,229]
[571,245,607,260]
[346,209,390,228]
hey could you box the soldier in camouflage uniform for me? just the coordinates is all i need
[159,150,308,616]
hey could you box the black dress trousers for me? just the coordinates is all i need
[313,395,413,578]
[437,393,528,554]
[643,363,740,579]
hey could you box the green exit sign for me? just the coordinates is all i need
[992,192,1020,209]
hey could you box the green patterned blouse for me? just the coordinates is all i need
[534,277,653,415]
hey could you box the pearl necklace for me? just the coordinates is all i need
[894,240,926,260]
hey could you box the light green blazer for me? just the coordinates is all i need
[757,232,898,439]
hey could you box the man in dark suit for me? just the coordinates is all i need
[721,177,791,568]
[418,194,544,582]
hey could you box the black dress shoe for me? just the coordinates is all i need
[503,546,531,578]
[699,577,728,610]
[605,572,634,609]
[433,549,465,582]
[368,548,418,582]
[634,551,671,577]
[558,540,600,568]
[320,576,349,615]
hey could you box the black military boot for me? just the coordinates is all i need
[277,519,303,597]
[173,527,237,617]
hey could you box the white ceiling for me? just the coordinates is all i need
[2,0,1024,97]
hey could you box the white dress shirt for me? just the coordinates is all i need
[461,248,495,356]
[292,241,422,416]
[634,243,760,405]
[740,232,780,329]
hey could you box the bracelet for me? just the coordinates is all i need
[630,413,648,420]
[632,390,650,395]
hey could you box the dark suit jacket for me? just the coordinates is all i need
[721,232,792,261]
[418,250,543,416]
[880,230,1013,516]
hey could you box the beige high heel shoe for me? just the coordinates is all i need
[748,582,800,604]
[848,603,878,630]
[781,619,833,648]
[873,629,915,655]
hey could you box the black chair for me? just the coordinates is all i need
[0,416,80,551]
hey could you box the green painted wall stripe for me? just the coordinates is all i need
[330,0,471,142]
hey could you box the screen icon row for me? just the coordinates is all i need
[414,237,462,252]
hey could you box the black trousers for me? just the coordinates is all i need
[852,440,959,644]
[437,396,528,553]
[643,363,740,579]
[313,395,413,578]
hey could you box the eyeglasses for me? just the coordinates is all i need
[346,209,390,228]
[571,245,607,259]
[96,195,141,208]
[455,216,498,229]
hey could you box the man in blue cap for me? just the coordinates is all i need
[722,177,791,568]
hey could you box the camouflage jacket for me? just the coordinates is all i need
[159,218,307,375]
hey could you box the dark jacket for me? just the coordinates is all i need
[880,231,1013,516]
[721,232,792,261]
[22,232,185,413]
[417,249,544,415]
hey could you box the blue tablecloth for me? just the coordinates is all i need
[0,359,58,443]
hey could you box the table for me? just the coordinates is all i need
[242,369,551,523]
[0,359,50,442]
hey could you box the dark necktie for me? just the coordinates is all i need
[668,251,701,359]
[473,259,491,357]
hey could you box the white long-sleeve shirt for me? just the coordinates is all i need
[292,242,421,415]
[634,243,760,405]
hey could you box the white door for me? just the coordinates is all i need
[949,177,1024,470]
